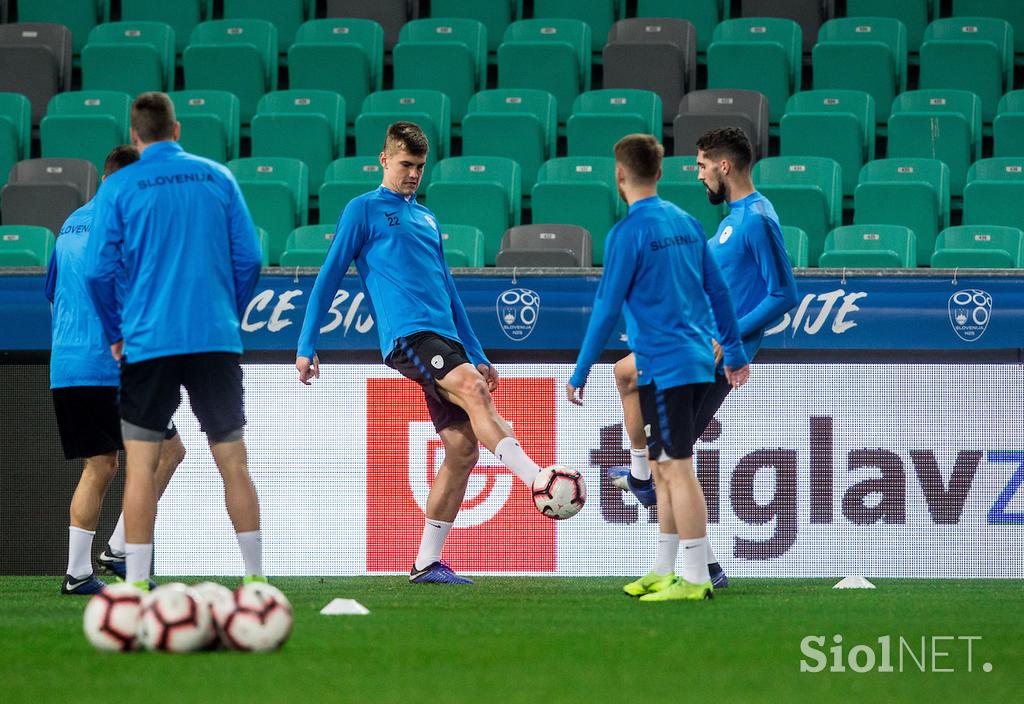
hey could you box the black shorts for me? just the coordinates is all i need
[695,373,732,440]
[638,381,712,461]
[385,331,471,432]
[52,386,177,460]
[120,352,245,439]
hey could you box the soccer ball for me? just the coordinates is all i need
[138,583,213,653]
[82,582,144,652]
[532,465,586,519]
[220,582,293,652]
[191,581,236,649]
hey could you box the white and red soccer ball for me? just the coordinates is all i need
[218,582,293,652]
[137,583,213,653]
[82,582,145,652]
[532,465,586,519]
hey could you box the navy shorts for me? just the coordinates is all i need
[638,381,712,460]
[385,331,471,432]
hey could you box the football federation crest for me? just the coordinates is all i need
[424,214,438,231]
[719,225,734,244]
[497,288,540,341]
[948,289,992,342]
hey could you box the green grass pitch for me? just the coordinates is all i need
[0,577,1019,703]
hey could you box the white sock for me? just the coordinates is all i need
[681,537,711,585]
[414,518,454,571]
[495,436,541,486]
[629,448,651,481]
[236,530,263,577]
[125,542,153,584]
[705,536,719,566]
[651,533,679,575]
[108,513,126,556]
[67,526,95,579]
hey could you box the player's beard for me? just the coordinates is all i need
[705,179,727,205]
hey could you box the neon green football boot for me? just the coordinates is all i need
[623,571,676,597]
[243,575,269,585]
[638,577,713,602]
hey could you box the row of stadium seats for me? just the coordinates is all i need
[6,82,1023,201]
[3,11,1023,129]
[4,152,1022,268]
[7,0,1024,57]
[4,217,1021,271]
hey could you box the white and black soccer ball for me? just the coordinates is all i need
[220,582,293,653]
[137,583,213,653]
[191,581,236,649]
[83,582,144,652]
[532,465,586,519]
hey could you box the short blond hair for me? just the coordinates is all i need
[614,133,664,184]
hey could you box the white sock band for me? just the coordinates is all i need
[125,542,153,584]
[681,537,711,585]
[236,530,263,577]
[108,513,126,556]
[67,526,96,579]
[495,436,541,486]
[629,447,651,481]
[651,532,679,575]
[415,518,454,571]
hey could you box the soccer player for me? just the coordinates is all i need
[609,127,799,596]
[47,145,186,595]
[296,122,556,585]
[85,92,264,590]
[567,133,750,602]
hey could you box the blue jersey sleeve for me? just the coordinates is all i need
[570,223,636,388]
[226,176,263,317]
[444,265,489,367]
[738,215,799,339]
[44,250,57,303]
[296,198,368,359]
[84,186,125,344]
[702,240,748,369]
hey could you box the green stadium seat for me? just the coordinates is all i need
[289,19,383,127]
[394,19,487,124]
[845,0,936,53]
[887,89,982,197]
[0,93,31,190]
[994,91,1024,157]
[426,156,521,265]
[82,21,175,95]
[532,0,619,55]
[121,0,204,55]
[782,225,809,267]
[440,223,485,267]
[636,0,728,55]
[931,225,1023,268]
[257,226,270,268]
[952,0,1024,58]
[498,19,592,123]
[251,90,345,195]
[566,89,662,157]
[318,156,383,225]
[461,89,557,193]
[40,91,131,174]
[15,0,108,58]
[223,0,306,49]
[228,157,308,265]
[707,18,802,124]
[531,156,619,265]
[354,89,451,173]
[167,90,241,163]
[854,158,950,267]
[0,224,55,267]
[962,157,1024,231]
[658,156,725,239]
[752,156,842,266]
[780,90,876,197]
[429,0,516,53]
[919,18,1013,123]
[813,17,907,122]
[279,224,336,268]
[819,225,916,268]
[184,20,278,124]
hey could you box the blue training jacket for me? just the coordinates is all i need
[709,191,799,363]
[84,141,262,363]
[296,186,489,366]
[570,195,748,390]
[44,199,121,388]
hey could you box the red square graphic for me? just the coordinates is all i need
[366,377,557,572]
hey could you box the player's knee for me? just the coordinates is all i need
[457,376,490,407]
[84,453,118,483]
[163,435,186,467]
[613,360,637,394]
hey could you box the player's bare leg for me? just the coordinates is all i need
[121,438,162,586]
[63,451,118,594]
[210,437,263,580]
